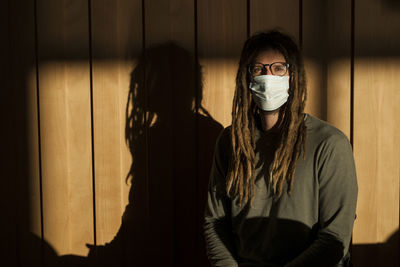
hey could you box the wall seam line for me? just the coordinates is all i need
[87,0,97,251]
[299,0,303,49]
[194,1,200,266]
[33,0,45,266]
[350,0,355,148]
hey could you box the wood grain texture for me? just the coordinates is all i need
[303,0,351,135]
[144,1,197,266]
[4,0,44,266]
[198,0,246,128]
[37,0,93,258]
[91,0,141,249]
[325,0,351,137]
[302,0,326,120]
[352,0,400,266]
[197,2,245,266]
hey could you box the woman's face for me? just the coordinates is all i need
[252,50,289,77]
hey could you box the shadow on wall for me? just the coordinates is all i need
[6,232,86,267]
[9,43,223,267]
[83,43,223,267]
[383,0,400,9]
[352,230,399,267]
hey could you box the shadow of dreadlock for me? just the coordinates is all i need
[86,43,223,267]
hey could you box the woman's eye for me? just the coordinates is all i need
[253,67,262,73]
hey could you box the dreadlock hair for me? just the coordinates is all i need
[226,30,307,205]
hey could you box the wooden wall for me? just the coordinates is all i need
[2,0,399,266]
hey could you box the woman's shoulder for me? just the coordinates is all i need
[304,114,351,152]
[305,114,349,140]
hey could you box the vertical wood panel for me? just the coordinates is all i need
[198,0,246,127]
[353,0,400,266]
[197,2,245,266]
[90,1,143,266]
[302,0,326,120]
[303,0,351,135]
[145,1,196,266]
[91,0,141,248]
[5,0,44,266]
[325,0,351,137]
[22,68,43,267]
[37,0,93,258]
[1,0,18,266]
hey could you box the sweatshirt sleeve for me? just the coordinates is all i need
[285,133,358,267]
[204,128,239,267]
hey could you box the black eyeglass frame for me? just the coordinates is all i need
[248,62,290,77]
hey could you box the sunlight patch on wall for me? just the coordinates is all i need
[200,58,237,128]
[353,58,400,244]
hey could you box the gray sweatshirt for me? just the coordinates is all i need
[204,115,358,267]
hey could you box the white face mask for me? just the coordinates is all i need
[249,75,290,111]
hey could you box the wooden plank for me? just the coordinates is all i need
[36,0,94,260]
[325,0,351,137]
[144,0,196,266]
[302,0,326,120]
[198,0,246,128]
[352,0,400,266]
[0,0,18,266]
[90,0,142,265]
[303,0,351,135]
[197,1,245,265]
[4,0,44,266]
[22,66,43,267]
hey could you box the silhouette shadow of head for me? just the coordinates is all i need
[88,43,223,267]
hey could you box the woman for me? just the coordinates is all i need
[204,30,358,267]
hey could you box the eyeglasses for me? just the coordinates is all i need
[248,62,289,77]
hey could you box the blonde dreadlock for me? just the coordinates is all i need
[226,30,307,205]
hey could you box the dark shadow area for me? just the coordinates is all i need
[84,43,222,267]
[352,230,399,267]
[4,231,87,267]
[382,0,400,11]
[0,1,42,266]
